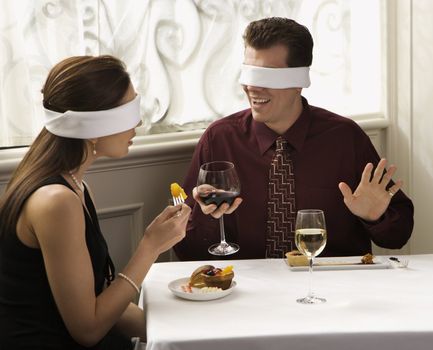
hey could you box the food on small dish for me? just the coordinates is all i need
[189,265,234,290]
[286,250,309,266]
[286,251,376,267]
[181,284,223,294]
[170,182,188,200]
[361,253,375,264]
[199,286,223,293]
[168,277,236,301]
[181,284,192,293]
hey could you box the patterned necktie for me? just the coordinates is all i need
[266,136,296,258]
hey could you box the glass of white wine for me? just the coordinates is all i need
[295,209,327,304]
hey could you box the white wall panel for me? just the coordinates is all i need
[409,0,433,253]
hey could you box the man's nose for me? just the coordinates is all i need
[244,85,265,92]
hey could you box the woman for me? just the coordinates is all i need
[0,55,190,349]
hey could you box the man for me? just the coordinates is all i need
[174,17,414,260]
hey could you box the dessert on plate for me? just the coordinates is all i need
[286,250,308,266]
[189,265,234,290]
[361,253,375,264]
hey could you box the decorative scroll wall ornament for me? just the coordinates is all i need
[0,0,382,147]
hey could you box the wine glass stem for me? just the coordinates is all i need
[308,256,314,298]
[218,215,227,244]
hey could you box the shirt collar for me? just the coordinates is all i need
[252,97,311,155]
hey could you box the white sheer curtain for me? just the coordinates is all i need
[0,1,86,146]
[0,0,382,147]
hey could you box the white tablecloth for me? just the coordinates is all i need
[139,255,433,350]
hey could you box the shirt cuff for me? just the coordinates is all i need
[358,214,385,227]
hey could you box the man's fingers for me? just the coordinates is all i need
[193,186,219,214]
[379,165,395,188]
[372,158,387,183]
[210,203,230,219]
[211,197,243,217]
[360,163,374,185]
[338,182,353,200]
[201,203,218,215]
[388,179,403,197]
[193,185,242,217]
[224,198,243,214]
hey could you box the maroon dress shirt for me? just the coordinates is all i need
[174,98,414,260]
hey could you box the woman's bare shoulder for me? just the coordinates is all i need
[25,184,83,225]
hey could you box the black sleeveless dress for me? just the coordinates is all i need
[0,176,133,349]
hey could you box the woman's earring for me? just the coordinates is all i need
[93,143,97,156]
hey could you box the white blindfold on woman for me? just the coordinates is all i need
[43,95,142,139]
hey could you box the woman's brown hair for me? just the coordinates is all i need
[0,55,131,238]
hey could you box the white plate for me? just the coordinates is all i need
[286,256,391,271]
[168,277,236,301]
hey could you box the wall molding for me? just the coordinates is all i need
[97,202,145,256]
[0,130,201,183]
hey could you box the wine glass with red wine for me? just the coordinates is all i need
[197,161,240,256]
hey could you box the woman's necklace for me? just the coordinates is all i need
[69,171,85,192]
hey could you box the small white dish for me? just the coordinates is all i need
[168,277,236,301]
[285,256,391,271]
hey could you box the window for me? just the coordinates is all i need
[0,0,383,147]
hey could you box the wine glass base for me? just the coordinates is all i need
[296,296,326,304]
[208,242,239,256]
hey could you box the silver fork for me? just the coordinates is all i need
[389,257,409,268]
[172,194,185,206]
[172,193,185,217]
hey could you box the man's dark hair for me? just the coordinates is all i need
[243,17,313,67]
